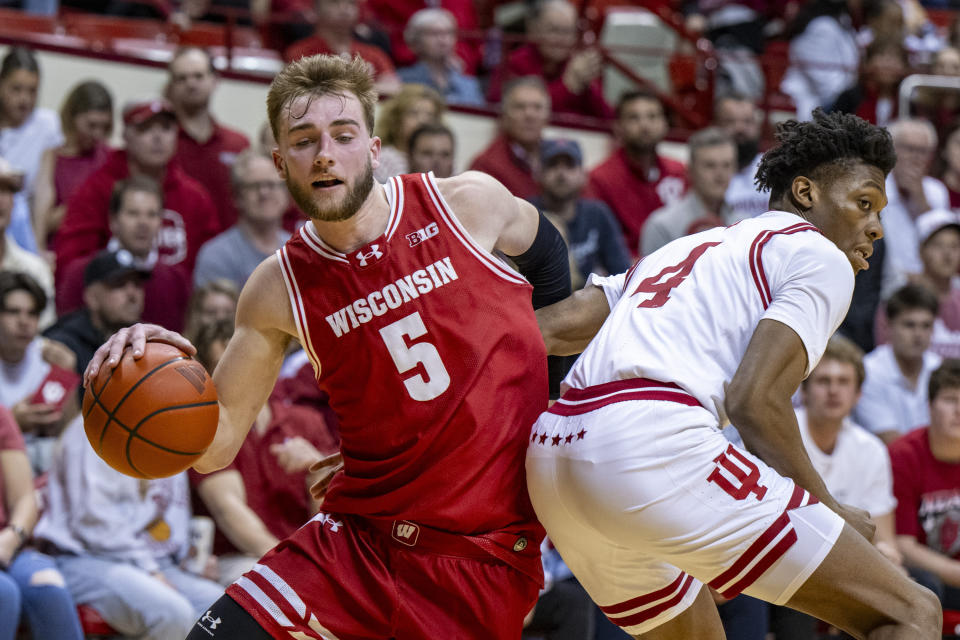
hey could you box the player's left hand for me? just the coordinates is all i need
[837,503,876,542]
[308,452,344,502]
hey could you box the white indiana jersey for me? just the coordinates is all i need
[568,210,855,423]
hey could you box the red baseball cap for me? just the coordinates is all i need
[122,98,176,127]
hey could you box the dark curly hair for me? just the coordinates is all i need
[755,108,897,204]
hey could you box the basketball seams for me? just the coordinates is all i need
[91,355,187,449]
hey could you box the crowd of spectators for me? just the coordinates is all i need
[4,0,960,638]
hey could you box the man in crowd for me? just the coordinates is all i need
[283,0,400,94]
[56,176,191,332]
[486,0,612,119]
[470,76,551,199]
[798,335,900,564]
[855,283,943,443]
[881,118,950,297]
[407,123,455,178]
[168,46,250,229]
[0,157,53,327]
[890,359,960,612]
[397,8,484,106]
[45,249,146,376]
[55,98,220,279]
[193,151,291,291]
[587,89,686,253]
[0,271,77,473]
[529,139,630,287]
[641,127,740,256]
[713,93,768,219]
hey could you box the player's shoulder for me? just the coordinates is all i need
[237,254,296,334]
[434,171,514,216]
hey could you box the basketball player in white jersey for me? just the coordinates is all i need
[528,109,941,639]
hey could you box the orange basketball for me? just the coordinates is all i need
[82,342,219,479]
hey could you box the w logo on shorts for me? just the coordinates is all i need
[392,521,420,546]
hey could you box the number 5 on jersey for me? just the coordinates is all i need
[379,312,451,401]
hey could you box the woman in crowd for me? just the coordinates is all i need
[183,278,239,343]
[372,83,444,182]
[32,80,113,253]
[0,47,63,253]
[0,405,83,640]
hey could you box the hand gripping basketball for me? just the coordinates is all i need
[82,341,219,479]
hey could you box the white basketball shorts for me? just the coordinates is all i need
[526,378,845,636]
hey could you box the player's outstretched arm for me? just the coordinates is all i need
[194,257,294,473]
[726,319,874,541]
[535,286,611,355]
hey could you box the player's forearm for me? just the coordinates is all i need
[897,535,960,587]
[535,286,610,356]
[729,398,839,512]
[193,408,249,473]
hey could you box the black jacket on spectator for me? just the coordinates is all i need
[43,309,106,380]
[839,237,885,353]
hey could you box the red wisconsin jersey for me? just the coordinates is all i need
[277,172,548,535]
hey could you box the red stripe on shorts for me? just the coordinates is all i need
[548,378,700,416]
[605,574,696,628]
[708,511,795,598]
[599,572,688,615]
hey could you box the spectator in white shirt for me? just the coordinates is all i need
[0,47,63,253]
[855,283,942,443]
[798,335,901,565]
[713,93,767,219]
[881,118,950,297]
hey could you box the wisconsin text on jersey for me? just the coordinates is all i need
[324,257,459,337]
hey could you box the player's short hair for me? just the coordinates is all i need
[754,108,896,203]
[109,175,163,217]
[615,88,663,121]
[804,334,865,390]
[688,127,734,163]
[929,358,960,402]
[0,270,46,315]
[885,283,939,321]
[266,54,377,141]
[193,318,235,372]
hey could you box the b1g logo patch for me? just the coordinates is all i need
[407,222,439,247]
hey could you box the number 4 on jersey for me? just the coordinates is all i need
[630,241,721,308]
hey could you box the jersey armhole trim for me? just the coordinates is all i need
[420,172,529,286]
[276,246,322,378]
[749,222,820,308]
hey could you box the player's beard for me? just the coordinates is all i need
[287,159,375,223]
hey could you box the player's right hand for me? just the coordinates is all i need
[308,452,344,502]
[837,503,876,542]
[84,323,196,388]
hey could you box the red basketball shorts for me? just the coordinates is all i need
[225,512,541,639]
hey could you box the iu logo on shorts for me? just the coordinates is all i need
[355,244,384,267]
[707,444,768,502]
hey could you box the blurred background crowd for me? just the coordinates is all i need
[2,0,960,639]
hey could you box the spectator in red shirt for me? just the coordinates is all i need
[55,98,220,281]
[188,320,338,585]
[284,0,401,95]
[469,76,550,199]
[587,89,687,252]
[486,0,612,120]
[56,176,191,333]
[890,359,960,611]
[167,47,250,230]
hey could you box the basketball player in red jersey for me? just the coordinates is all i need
[85,54,574,639]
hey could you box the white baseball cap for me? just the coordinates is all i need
[916,208,960,246]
